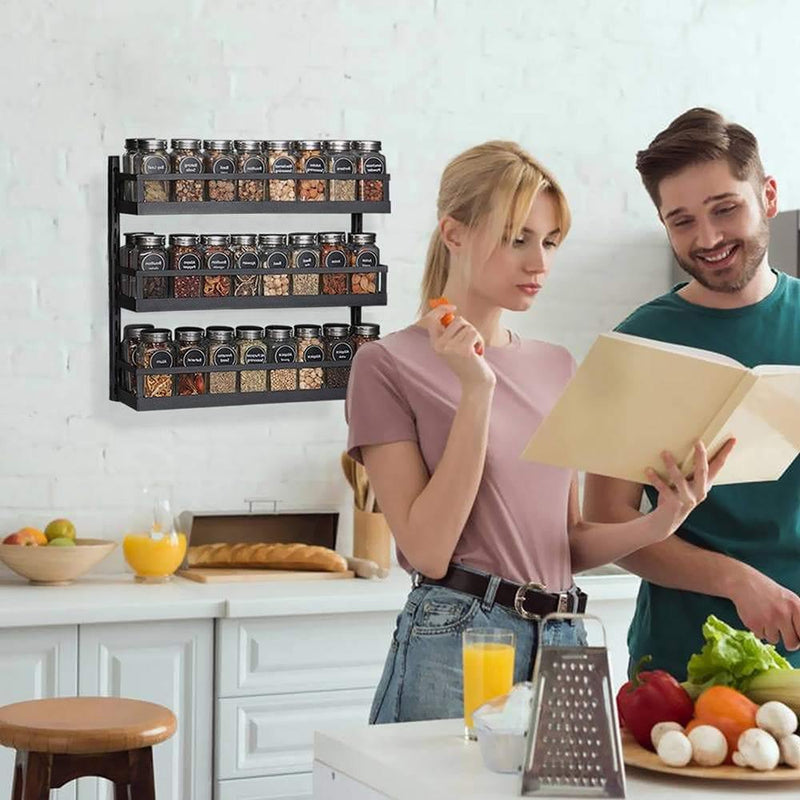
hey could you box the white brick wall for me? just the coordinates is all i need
[2,0,800,571]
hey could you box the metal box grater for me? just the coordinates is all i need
[520,613,626,798]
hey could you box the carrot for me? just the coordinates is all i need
[428,296,483,355]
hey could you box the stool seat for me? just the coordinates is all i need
[0,697,176,755]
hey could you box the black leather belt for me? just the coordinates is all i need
[416,563,587,620]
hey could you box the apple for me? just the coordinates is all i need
[3,530,40,546]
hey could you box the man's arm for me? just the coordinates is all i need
[583,473,800,650]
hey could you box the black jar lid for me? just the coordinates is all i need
[353,140,382,151]
[122,323,155,340]
[294,325,322,338]
[325,140,352,152]
[235,325,264,340]
[134,234,166,247]
[203,139,233,151]
[265,325,293,341]
[258,234,287,247]
[137,138,167,151]
[171,138,201,150]
[206,326,235,342]
[169,234,200,246]
[201,234,231,246]
[231,234,258,246]
[175,327,204,343]
[318,232,346,244]
[124,138,142,150]
[323,324,351,338]
[289,233,317,247]
[348,232,377,246]
[234,140,263,152]
[141,328,172,343]
[353,323,380,337]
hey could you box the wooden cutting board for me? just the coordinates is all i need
[178,568,355,584]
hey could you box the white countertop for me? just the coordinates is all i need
[0,570,640,628]
[314,718,800,799]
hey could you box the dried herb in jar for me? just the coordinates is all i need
[326,140,356,201]
[289,233,319,296]
[136,328,175,398]
[266,325,297,391]
[236,326,267,392]
[171,139,204,202]
[175,327,207,395]
[202,234,232,297]
[231,234,260,296]
[135,139,169,203]
[134,234,168,299]
[207,326,237,394]
[121,323,154,395]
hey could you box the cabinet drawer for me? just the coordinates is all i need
[217,688,374,780]
[216,774,312,800]
[217,613,395,697]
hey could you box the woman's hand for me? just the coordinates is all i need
[421,304,495,390]
[647,439,736,536]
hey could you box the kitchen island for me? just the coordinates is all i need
[313,717,800,799]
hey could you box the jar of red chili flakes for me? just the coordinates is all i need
[175,327,207,395]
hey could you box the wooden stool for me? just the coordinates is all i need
[0,697,176,799]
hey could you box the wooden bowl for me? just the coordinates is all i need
[0,539,117,585]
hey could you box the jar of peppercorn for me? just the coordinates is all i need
[201,234,232,298]
[288,233,319,296]
[169,234,202,299]
[175,327,207,396]
[352,323,381,350]
[323,323,354,390]
[265,325,298,392]
[319,232,348,296]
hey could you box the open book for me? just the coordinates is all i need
[522,332,800,485]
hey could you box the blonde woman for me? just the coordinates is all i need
[345,141,733,724]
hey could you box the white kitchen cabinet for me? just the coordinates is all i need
[0,625,78,800]
[216,773,313,799]
[76,618,214,800]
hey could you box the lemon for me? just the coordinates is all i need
[45,519,76,543]
[48,537,77,547]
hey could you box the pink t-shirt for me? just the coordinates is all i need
[345,324,576,590]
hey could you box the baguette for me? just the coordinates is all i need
[187,542,348,572]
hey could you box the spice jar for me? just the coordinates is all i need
[265,325,297,392]
[236,325,267,393]
[259,234,290,297]
[266,140,296,202]
[136,329,175,398]
[323,323,354,389]
[203,140,237,202]
[231,234,260,297]
[120,231,153,296]
[121,323,154,394]
[319,232,348,296]
[348,232,379,295]
[235,140,267,202]
[135,234,168,299]
[207,326,237,394]
[135,139,170,203]
[289,233,320,296]
[354,140,387,202]
[169,234,202,299]
[326,140,356,201]
[122,138,140,201]
[170,139,204,202]
[175,327,207,396]
[201,234,232,297]
[295,324,325,391]
[352,323,381,351]
[296,140,327,202]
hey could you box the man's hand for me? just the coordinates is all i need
[729,570,800,651]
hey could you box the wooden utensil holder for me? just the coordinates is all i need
[353,506,391,571]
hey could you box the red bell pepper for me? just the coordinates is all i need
[615,655,694,751]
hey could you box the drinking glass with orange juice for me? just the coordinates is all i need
[462,628,516,739]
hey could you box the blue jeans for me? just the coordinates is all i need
[369,575,587,724]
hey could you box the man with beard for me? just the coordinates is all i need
[584,107,800,679]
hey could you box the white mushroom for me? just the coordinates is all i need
[651,721,685,751]
[657,730,692,767]
[736,728,780,771]
[732,751,747,767]
[779,734,800,768]
[756,701,798,739]
[687,724,728,767]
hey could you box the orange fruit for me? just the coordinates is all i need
[17,527,47,546]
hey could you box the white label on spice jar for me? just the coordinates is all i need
[304,156,325,173]
[243,157,266,174]
[302,344,324,363]
[272,156,294,173]
[273,345,295,363]
[181,347,206,367]
[177,253,200,271]
[296,250,318,269]
[149,350,173,368]
[243,346,267,365]
[333,156,355,175]
[331,342,354,361]
[267,251,289,269]
[212,157,236,175]
[213,346,236,366]
[208,252,231,270]
[142,154,168,175]
[355,250,378,269]
[324,250,347,269]
[363,156,385,174]
[140,252,166,271]
[178,156,202,174]
[237,251,260,270]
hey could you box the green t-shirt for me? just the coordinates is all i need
[615,269,800,679]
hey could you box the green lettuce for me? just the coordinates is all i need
[685,615,792,693]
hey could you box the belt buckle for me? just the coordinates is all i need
[514,581,546,620]
[557,592,572,614]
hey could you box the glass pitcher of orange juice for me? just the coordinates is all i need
[123,483,187,582]
[462,628,516,739]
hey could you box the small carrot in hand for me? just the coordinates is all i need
[428,296,484,355]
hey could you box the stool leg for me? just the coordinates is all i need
[114,783,131,800]
[11,751,23,800]
[14,751,51,800]
[127,748,155,800]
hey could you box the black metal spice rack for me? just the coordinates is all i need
[107,157,391,411]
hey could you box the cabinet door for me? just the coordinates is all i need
[76,619,213,800]
[0,625,78,800]
[216,774,313,800]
